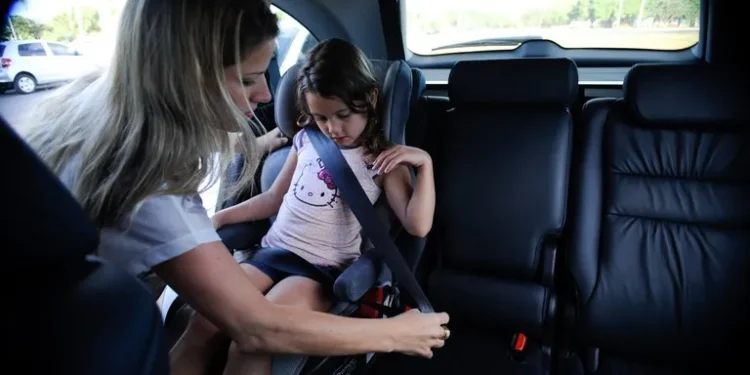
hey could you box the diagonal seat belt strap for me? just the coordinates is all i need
[306,127,433,314]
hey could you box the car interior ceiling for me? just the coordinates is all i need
[4,0,749,374]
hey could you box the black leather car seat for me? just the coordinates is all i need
[383,58,578,375]
[564,62,750,374]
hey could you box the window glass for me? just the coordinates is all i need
[271,6,318,75]
[404,0,700,55]
[17,42,47,57]
[48,42,78,56]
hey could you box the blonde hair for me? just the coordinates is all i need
[23,0,279,228]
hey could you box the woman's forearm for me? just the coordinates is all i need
[237,304,397,355]
[158,242,401,357]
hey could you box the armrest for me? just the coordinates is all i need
[333,250,382,302]
[216,221,270,251]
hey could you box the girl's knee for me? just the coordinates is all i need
[265,276,331,311]
[224,340,272,375]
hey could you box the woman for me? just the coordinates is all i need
[22,0,449,374]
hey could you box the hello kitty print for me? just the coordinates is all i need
[293,158,340,208]
[260,128,382,268]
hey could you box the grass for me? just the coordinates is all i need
[411,29,699,55]
[547,28,699,50]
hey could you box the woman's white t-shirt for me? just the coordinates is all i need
[59,157,221,276]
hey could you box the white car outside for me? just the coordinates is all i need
[0,39,96,94]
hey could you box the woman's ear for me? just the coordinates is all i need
[368,88,379,108]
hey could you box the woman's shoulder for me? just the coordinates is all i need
[126,193,216,236]
[99,192,221,276]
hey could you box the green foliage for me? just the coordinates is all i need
[2,15,47,41]
[2,6,102,43]
[42,7,100,42]
[645,0,700,26]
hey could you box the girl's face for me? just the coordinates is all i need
[223,39,276,119]
[305,90,376,147]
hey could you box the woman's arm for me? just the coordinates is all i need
[212,148,297,228]
[377,146,436,238]
[153,241,448,357]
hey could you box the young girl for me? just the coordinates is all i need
[212,38,438,374]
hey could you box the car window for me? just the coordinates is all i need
[404,0,700,55]
[0,44,6,57]
[271,6,318,75]
[298,34,318,63]
[48,43,78,56]
[17,43,47,57]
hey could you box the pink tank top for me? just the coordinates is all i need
[260,129,382,267]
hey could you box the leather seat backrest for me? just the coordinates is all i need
[2,119,168,375]
[440,58,577,281]
[568,63,750,370]
[418,57,577,374]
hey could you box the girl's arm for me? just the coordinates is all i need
[212,148,297,228]
[376,145,436,238]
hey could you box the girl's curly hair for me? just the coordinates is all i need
[295,38,390,156]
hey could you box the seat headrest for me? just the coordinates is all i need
[449,58,578,105]
[274,59,413,145]
[624,63,750,125]
[1,119,99,264]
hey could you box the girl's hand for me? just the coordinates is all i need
[372,145,432,175]
[387,309,450,358]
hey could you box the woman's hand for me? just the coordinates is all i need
[372,145,432,175]
[256,127,288,154]
[387,309,450,358]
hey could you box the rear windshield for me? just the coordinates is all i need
[0,44,5,57]
[404,0,700,55]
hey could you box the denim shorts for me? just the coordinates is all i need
[241,247,343,290]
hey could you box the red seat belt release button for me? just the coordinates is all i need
[512,333,527,352]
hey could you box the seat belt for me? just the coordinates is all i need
[306,127,434,314]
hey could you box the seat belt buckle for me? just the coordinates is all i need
[357,287,414,318]
[509,333,528,362]
[357,287,385,318]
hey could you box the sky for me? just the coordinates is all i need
[9,0,124,22]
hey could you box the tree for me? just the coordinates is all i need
[1,15,47,41]
[41,7,100,42]
[645,0,700,26]
[568,0,590,22]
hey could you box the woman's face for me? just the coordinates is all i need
[224,39,276,119]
